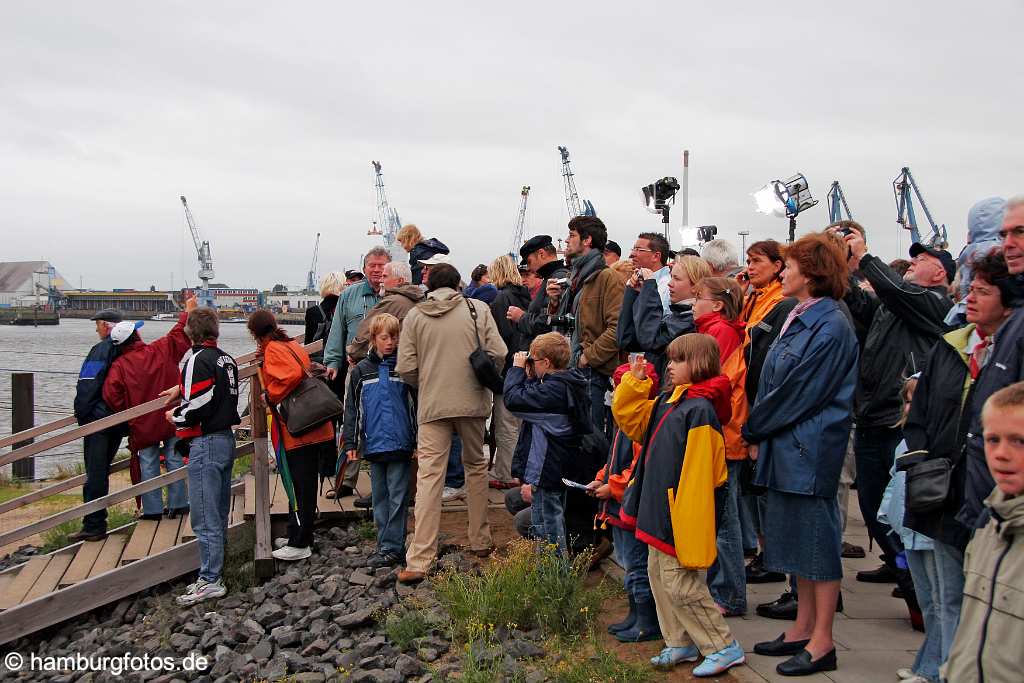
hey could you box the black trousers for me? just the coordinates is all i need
[82,429,122,534]
[855,424,905,566]
[286,442,326,548]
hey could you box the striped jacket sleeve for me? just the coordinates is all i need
[172,348,216,431]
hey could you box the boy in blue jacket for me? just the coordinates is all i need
[343,313,417,568]
[504,332,592,554]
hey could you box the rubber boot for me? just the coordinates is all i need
[608,594,637,635]
[615,598,662,643]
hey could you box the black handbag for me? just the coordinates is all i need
[903,455,953,514]
[275,344,344,435]
[465,298,505,394]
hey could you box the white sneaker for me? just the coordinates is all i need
[442,487,466,502]
[896,669,915,680]
[176,578,227,606]
[272,545,312,561]
[273,537,288,549]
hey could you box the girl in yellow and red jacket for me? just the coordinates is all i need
[613,334,745,677]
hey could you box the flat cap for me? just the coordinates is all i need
[90,308,124,323]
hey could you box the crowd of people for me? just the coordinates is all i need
[69,197,1024,680]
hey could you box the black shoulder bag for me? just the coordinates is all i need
[465,298,505,394]
[275,344,344,434]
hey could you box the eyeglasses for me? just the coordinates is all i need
[631,246,655,253]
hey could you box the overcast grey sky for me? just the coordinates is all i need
[2,1,1021,290]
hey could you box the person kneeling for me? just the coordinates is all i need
[504,333,591,555]
[614,335,745,677]
[343,314,416,568]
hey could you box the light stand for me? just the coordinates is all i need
[641,177,681,245]
[753,173,818,243]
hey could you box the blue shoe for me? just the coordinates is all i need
[650,645,700,670]
[692,640,745,677]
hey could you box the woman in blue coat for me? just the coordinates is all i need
[741,233,859,677]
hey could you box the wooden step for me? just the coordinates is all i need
[120,520,158,565]
[88,533,128,578]
[0,557,50,609]
[178,513,194,543]
[24,552,73,603]
[59,539,105,588]
[230,494,244,525]
[149,517,182,555]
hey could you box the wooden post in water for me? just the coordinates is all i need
[250,377,274,579]
[11,373,35,481]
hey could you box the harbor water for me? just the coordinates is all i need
[0,317,304,480]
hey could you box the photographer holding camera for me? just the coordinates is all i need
[546,216,624,435]
[506,234,569,342]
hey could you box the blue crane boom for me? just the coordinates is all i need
[306,232,321,293]
[509,186,531,256]
[893,167,947,248]
[557,146,596,218]
[827,181,854,223]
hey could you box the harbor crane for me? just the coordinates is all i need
[557,146,596,218]
[509,186,531,256]
[306,232,321,293]
[372,161,403,257]
[827,181,854,222]
[179,195,216,308]
[893,167,947,249]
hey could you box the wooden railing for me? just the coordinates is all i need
[0,337,323,580]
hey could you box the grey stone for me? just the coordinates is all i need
[250,639,274,662]
[358,655,384,669]
[168,633,198,651]
[335,607,375,629]
[270,625,300,648]
[254,601,287,626]
[284,589,321,609]
[291,673,325,682]
[523,670,547,683]
[241,618,265,636]
[302,638,330,657]
[418,647,441,662]
[348,569,374,586]
[505,638,545,659]
[395,653,423,677]
[262,656,288,680]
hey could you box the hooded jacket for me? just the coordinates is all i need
[555,249,625,376]
[102,313,191,452]
[346,284,425,362]
[464,280,499,304]
[743,298,859,498]
[615,372,731,569]
[959,304,1024,529]
[409,237,450,286]
[490,283,533,373]
[696,312,749,460]
[845,255,952,428]
[323,279,381,370]
[397,287,508,423]
[342,351,417,462]
[942,488,1024,683]
[505,367,592,489]
[957,198,1008,301]
[617,278,695,382]
[902,324,977,549]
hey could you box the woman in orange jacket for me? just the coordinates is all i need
[249,310,335,562]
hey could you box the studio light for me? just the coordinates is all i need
[752,172,818,242]
[640,176,681,243]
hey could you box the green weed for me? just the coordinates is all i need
[354,518,376,541]
[545,640,651,683]
[384,609,431,651]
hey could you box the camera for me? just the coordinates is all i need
[547,313,576,331]
[833,226,853,237]
[695,225,718,243]
[641,177,681,214]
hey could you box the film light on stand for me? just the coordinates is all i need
[752,173,818,243]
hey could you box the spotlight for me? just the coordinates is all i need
[641,176,681,244]
[752,172,818,242]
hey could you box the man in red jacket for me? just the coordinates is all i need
[103,296,196,519]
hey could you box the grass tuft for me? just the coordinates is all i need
[544,640,651,683]
[384,608,431,651]
[354,518,376,541]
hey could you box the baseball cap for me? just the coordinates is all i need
[344,269,364,281]
[519,234,554,263]
[603,241,622,257]
[90,308,124,323]
[909,243,957,284]
[110,320,144,346]
[418,253,452,266]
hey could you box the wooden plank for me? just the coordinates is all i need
[0,557,50,609]
[120,520,158,565]
[88,533,128,578]
[0,415,77,449]
[270,474,290,514]
[149,517,182,555]
[23,552,73,603]
[178,513,194,543]
[0,572,14,603]
[230,494,244,525]
[0,467,187,549]
[244,473,255,515]
[59,539,105,587]
[0,458,131,516]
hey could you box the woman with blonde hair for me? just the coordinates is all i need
[487,254,532,488]
[396,224,449,286]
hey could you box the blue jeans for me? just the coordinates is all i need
[531,486,567,554]
[139,436,186,515]
[187,431,235,583]
[905,549,941,682]
[585,368,610,436]
[370,459,411,557]
[854,425,904,565]
[931,539,966,672]
[737,491,759,551]
[612,526,652,603]
[708,459,747,612]
[445,433,464,489]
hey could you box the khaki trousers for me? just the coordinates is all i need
[489,399,521,483]
[837,430,857,532]
[648,550,733,655]
[405,417,492,573]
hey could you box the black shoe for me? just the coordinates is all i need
[608,595,637,635]
[891,585,904,599]
[167,506,190,519]
[68,529,107,543]
[841,541,865,559]
[337,486,355,498]
[613,598,662,643]
[353,495,372,509]
[856,563,898,583]
[366,552,402,569]
[776,648,837,676]
[743,547,759,558]
[754,633,811,657]
[757,592,799,620]
[746,553,786,583]
[140,513,163,521]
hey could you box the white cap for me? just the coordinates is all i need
[419,253,451,266]
[110,320,144,345]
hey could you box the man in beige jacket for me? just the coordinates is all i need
[396,263,507,583]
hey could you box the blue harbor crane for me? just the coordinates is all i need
[557,146,596,218]
[509,186,531,257]
[893,167,947,248]
[306,232,321,293]
[827,181,854,222]
[372,161,404,259]
[179,195,216,308]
